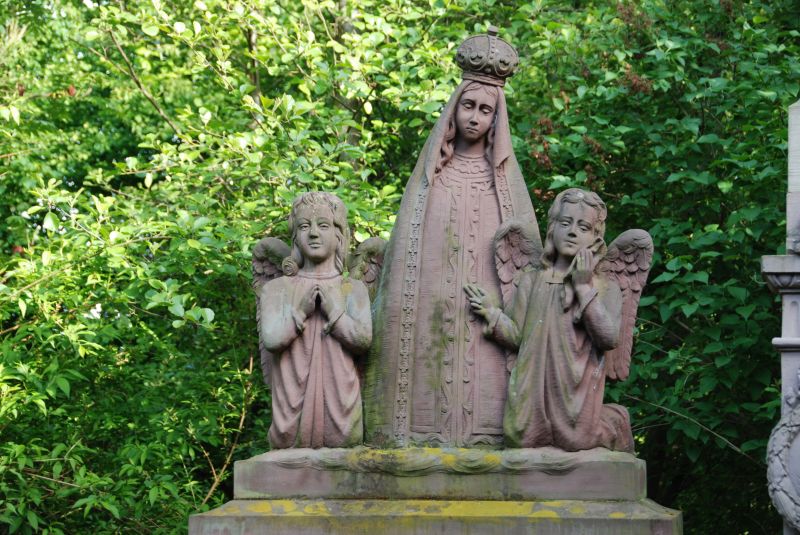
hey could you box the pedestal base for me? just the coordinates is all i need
[235,447,646,501]
[190,498,682,534]
[189,448,682,534]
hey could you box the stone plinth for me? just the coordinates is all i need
[189,448,682,534]
[190,498,681,535]
[234,447,646,501]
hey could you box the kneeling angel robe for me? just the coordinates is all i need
[260,273,371,448]
[487,268,634,452]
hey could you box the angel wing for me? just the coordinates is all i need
[597,229,654,381]
[252,237,290,385]
[493,219,542,308]
[347,236,387,301]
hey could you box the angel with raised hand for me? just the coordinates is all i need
[464,188,653,452]
[252,192,371,449]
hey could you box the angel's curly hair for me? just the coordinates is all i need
[283,192,349,276]
[541,188,607,268]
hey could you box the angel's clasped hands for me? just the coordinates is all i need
[298,283,344,322]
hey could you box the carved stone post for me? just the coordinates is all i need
[763,99,800,535]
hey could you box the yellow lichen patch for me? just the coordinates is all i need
[609,512,628,519]
[530,509,560,519]
[267,500,299,515]
[482,453,501,465]
[440,453,458,467]
[302,502,331,515]
[569,506,587,515]
[245,502,273,514]
[205,507,231,516]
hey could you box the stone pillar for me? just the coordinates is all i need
[763,99,800,535]
[788,100,800,254]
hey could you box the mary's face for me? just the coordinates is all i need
[455,87,496,143]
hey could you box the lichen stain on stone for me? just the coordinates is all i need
[211,502,242,515]
[609,511,628,518]
[440,452,458,467]
[529,509,560,519]
[569,505,587,514]
[244,502,272,514]
[483,452,501,465]
[302,502,331,515]
[267,500,299,515]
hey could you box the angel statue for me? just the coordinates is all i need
[464,188,653,452]
[252,192,372,449]
[365,27,541,448]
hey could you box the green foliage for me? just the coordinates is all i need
[0,0,795,533]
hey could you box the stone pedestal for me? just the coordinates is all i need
[763,254,800,534]
[189,448,682,534]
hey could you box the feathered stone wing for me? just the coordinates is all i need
[493,219,542,308]
[597,229,654,381]
[347,236,387,301]
[252,237,290,386]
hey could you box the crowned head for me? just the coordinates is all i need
[455,26,519,87]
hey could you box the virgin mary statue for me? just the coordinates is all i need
[365,28,542,447]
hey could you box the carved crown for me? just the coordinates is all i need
[455,26,519,87]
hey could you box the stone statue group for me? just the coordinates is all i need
[252,28,653,455]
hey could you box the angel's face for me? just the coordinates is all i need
[294,204,337,264]
[552,202,598,260]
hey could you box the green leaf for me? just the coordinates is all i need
[27,511,39,531]
[727,287,747,301]
[43,211,59,232]
[736,304,756,320]
[142,23,159,37]
[681,303,698,317]
[697,134,720,144]
[715,354,733,367]
[168,302,185,317]
[200,308,215,323]
[55,377,70,396]
[103,502,121,519]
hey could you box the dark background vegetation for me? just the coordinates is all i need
[1,0,798,533]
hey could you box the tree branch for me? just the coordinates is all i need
[198,353,255,508]
[107,30,182,138]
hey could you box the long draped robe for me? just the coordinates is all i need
[488,268,634,452]
[260,273,371,448]
[364,81,541,448]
